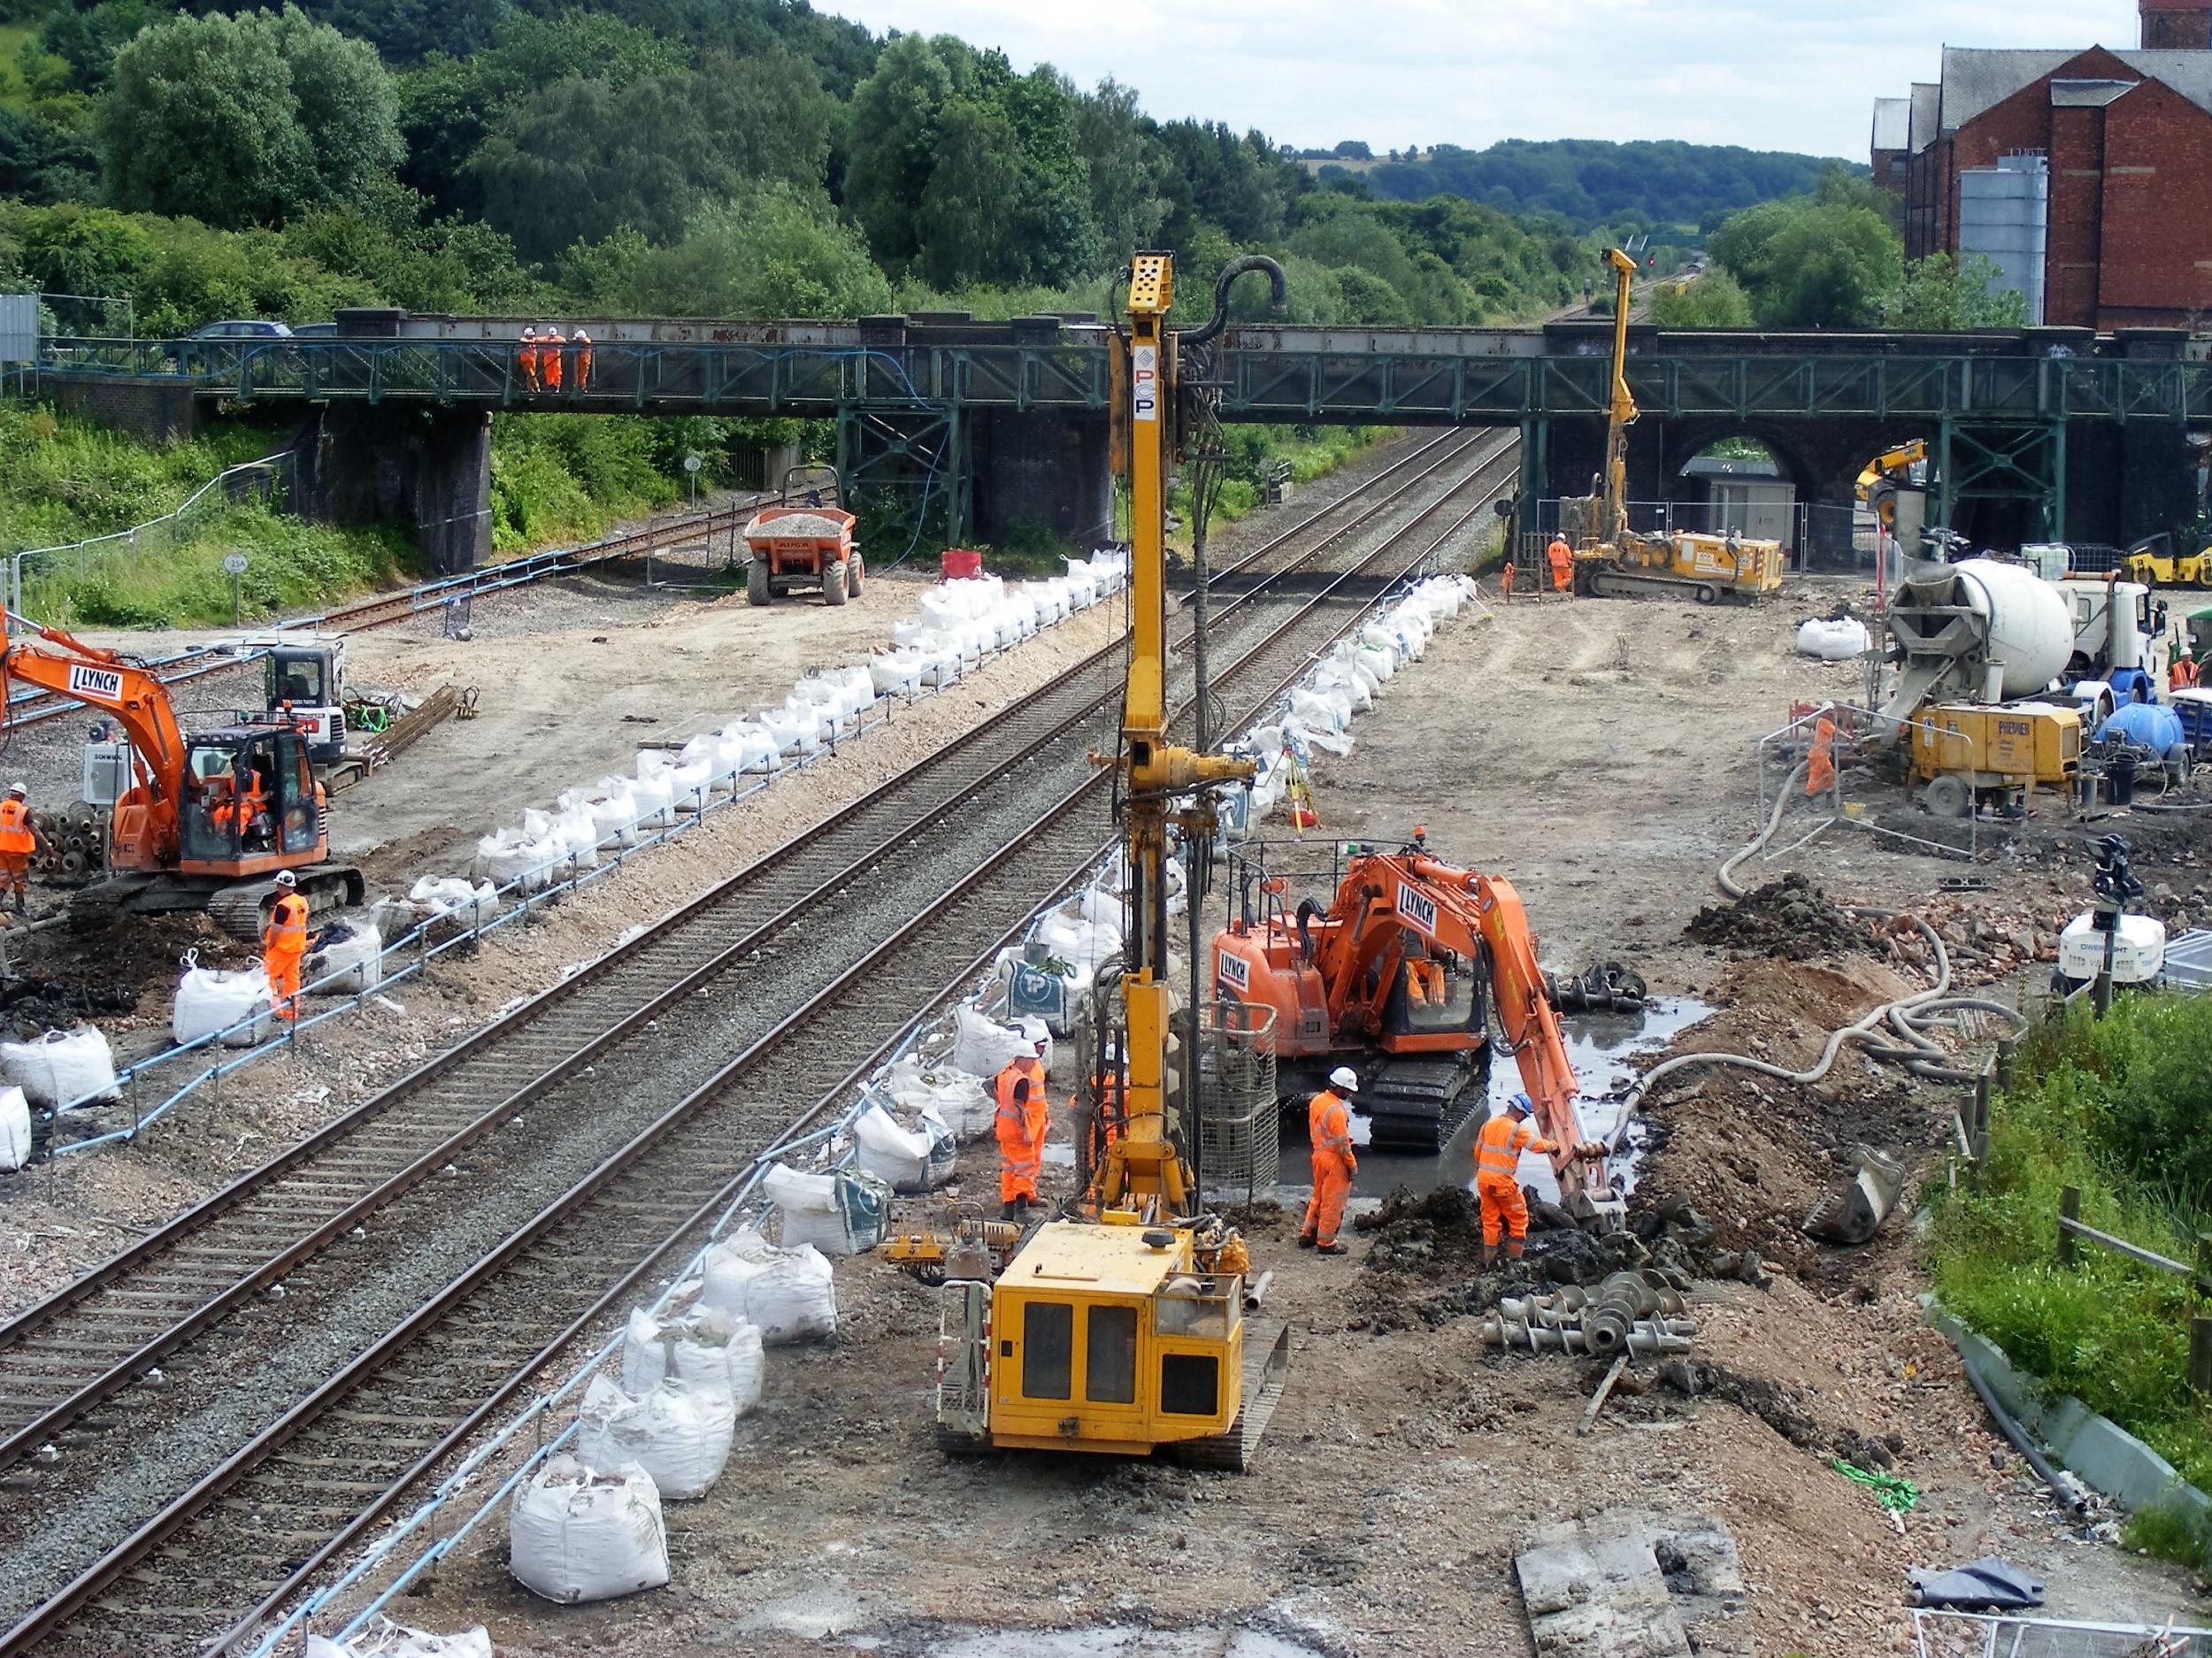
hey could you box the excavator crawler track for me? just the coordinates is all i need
[1348,1051,1491,1155]
[204,865,366,943]
[1175,1319,1290,1472]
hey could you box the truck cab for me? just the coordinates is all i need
[2056,579,2167,703]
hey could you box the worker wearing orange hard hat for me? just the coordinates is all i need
[0,784,44,916]
[263,869,311,1021]
[1300,1066,1359,1255]
[1475,1094,1555,1266]
[1546,533,1574,597]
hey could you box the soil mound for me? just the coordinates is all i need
[1685,873,1870,962]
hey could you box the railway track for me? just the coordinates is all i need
[3,496,770,730]
[0,430,1520,1656]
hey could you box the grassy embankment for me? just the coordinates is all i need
[1927,993,2212,1562]
[4,403,714,627]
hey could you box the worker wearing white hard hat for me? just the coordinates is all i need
[263,871,311,1019]
[1301,1067,1360,1255]
[1474,1093,1556,1266]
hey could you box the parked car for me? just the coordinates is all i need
[189,319,293,339]
[290,322,337,338]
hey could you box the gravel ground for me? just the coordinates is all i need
[0,435,1499,1637]
[302,573,2208,1656]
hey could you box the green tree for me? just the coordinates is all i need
[1888,252,2031,330]
[472,54,833,264]
[1071,80,1168,266]
[1651,268,1755,327]
[95,6,402,229]
[622,187,892,319]
[1705,171,1901,327]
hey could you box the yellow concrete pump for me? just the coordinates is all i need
[933,252,1293,1470]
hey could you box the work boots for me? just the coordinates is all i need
[10,893,22,916]
[1296,1232,1317,1249]
[1315,1240,1347,1256]
[1000,1201,1018,1221]
[1481,1244,1499,1269]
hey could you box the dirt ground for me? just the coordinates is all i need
[340,579,2208,1656]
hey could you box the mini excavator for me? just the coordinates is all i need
[1210,835,1625,1217]
[930,252,1293,1470]
[0,610,363,935]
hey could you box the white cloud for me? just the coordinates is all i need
[827,0,2146,157]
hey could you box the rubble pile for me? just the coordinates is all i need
[1685,874,1870,962]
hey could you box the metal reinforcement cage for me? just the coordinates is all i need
[1914,1611,2212,1657]
[1197,998,1278,1202]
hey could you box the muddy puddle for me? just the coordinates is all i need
[1269,995,1711,1207]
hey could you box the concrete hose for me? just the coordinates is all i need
[1608,773,2029,1145]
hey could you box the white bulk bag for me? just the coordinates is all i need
[0,1027,119,1109]
[880,1057,995,1142]
[630,756,678,828]
[564,780,641,847]
[868,649,926,698]
[508,1455,668,1604]
[0,1085,28,1171]
[1796,617,1871,661]
[618,1304,764,1413]
[407,875,498,927]
[852,1102,945,1194]
[472,827,559,893]
[303,1621,493,1658]
[763,1163,891,1255]
[173,950,272,1047]
[576,1374,734,1501]
[305,920,384,996]
[668,756,715,811]
[697,1228,837,1343]
[952,1004,1052,1079]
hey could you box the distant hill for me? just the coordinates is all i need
[1303,139,1861,231]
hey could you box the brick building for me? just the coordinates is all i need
[1873,1,2212,328]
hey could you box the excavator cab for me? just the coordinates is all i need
[178,727,324,872]
[257,641,346,763]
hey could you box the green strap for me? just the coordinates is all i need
[1828,1456,1920,1512]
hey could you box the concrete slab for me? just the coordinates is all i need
[1516,1511,1756,1658]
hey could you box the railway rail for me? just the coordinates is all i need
[0,430,1520,1656]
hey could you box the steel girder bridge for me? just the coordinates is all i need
[32,323,2212,546]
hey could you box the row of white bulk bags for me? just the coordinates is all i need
[697,1228,838,1343]
[873,1056,994,1142]
[1081,549,1129,594]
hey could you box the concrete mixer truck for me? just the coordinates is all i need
[1876,557,2084,817]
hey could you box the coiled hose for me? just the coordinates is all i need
[1603,764,2029,1149]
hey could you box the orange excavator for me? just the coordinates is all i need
[3,612,364,937]
[1211,836,1618,1212]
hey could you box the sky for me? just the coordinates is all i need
[823,0,2149,160]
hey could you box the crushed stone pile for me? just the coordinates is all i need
[1685,873,1870,962]
[744,511,846,540]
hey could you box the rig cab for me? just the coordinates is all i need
[255,639,347,764]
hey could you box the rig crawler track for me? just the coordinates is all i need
[0,431,1521,1657]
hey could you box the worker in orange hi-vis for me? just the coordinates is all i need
[1805,716,1839,798]
[1300,1066,1359,1255]
[1498,555,1516,603]
[518,326,541,392]
[572,327,593,392]
[541,326,565,392]
[996,1076,1045,1218]
[1546,533,1575,598]
[1474,1094,1555,1266]
[263,868,311,1022]
[0,783,44,916]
